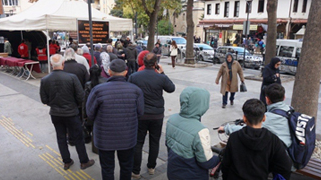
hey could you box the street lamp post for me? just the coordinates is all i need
[243,0,252,68]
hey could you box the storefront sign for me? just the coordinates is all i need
[78,20,109,44]
[233,24,257,31]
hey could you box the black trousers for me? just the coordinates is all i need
[99,148,135,180]
[132,119,163,174]
[51,115,89,164]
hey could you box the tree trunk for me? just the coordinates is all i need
[185,0,194,64]
[265,0,278,65]
[146,0,161,51]
[291,0,321,119]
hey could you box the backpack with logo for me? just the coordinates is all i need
[271,107,316,169]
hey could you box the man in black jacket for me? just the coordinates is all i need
[125,42,138,76]
[221,99,292,180]
[63,48,89,89]
[40,54,95,171]
[129,53,175,178]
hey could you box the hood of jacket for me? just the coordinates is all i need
[127,46,136,51]
[225,52,234,64]
[239,126,272,151]
[179,87,210,120]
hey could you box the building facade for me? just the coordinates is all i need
[171,0,205,41]
[1,0,33,17]
[199,0,311,45]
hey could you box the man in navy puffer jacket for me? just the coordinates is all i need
[86,59,144,180]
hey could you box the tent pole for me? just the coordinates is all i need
[20,31,23,40]
[88,0,94,67]
[46,29,50,73]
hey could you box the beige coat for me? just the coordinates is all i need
[215,61,244,95]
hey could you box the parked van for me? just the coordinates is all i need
[276,39,302,74]
[145,35,186,56]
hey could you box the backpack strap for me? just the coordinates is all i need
[270,106,294,120]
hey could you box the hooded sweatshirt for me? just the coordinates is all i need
[166,87,220,180]
[222,126,292,180]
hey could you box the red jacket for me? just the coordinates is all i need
[18,43,28,58]
[49,44,59,55]
[83,53,97,67]
[36,48,48,61]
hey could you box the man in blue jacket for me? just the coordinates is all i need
[129,53,175,178]
[86,59,144,180]
[166,87,220,180]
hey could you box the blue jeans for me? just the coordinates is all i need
[51,115,89,164]
[222,92,235,105]
[133,118,163,174]
[99,148,135,180]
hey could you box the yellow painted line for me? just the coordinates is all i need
[0,121,34,148]
[39,154,65,176]
[79,170,94,180]
[68,174,76,180]
[46,145,62,157]
[64,176,71,180]
[27,131,33,136]
[42,153,61,167]
[0,121,29,147]
[46,153,63,165]
[76,171,87,180]
[1,118,33,143]
[2,117,14,125]
[67,170,82,180]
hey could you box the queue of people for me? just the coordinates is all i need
[37,32,304,180]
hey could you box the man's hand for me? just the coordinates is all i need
[215,81,219,85]
[157,64,164,74]
[218,126,225,133]
[121,54,125,57]
[276,73,280,77]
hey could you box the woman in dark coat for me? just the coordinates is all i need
[83,65,107,152]
[260,57,282,105]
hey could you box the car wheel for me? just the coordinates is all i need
[213,57,219,64]
[200,55,204,61]
[239,61,244,68]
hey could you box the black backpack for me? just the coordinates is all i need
[272,107,316,169]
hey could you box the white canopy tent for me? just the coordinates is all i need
[0,0,132,32]
[0,0,132,72]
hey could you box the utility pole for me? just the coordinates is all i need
[87,0,94,67]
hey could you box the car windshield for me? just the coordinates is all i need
[172,38,186,44]
[197,44,213,50]
[233,47,251,55]
[142,40,147,46]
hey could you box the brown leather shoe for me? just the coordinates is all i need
[64,159,74,170]
[80,159,95,170]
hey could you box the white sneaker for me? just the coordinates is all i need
[148,168,155,175]
[131,173,141,179]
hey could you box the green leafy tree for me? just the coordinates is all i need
[157,19,173,35]
[112,0,181,50]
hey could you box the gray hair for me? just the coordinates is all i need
[64,48,76,61]
[50,54,65,68]
[77,48,83,55]
[107,45,113,53]
[82,45,90,53]
[95,43,102,51]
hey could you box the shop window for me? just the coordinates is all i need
[215,3,220,15]
[296,48,301,60]
[234,1,240,17]
[302,0,307,13]
[258,0,264,13]
[2,0,18,6]
[279,46,294,57]
[246,1,252,13]
[207,4,212,15]
[293,0,298,12]
[224,2,229,17]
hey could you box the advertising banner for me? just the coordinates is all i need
[78,20,109,44]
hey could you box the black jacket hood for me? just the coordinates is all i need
[238,126,272,151]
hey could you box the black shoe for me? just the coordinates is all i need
[64,159,74,170]
[222,104,226,108]
[230,100,234,105]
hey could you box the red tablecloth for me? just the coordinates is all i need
[0,57,41,73]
